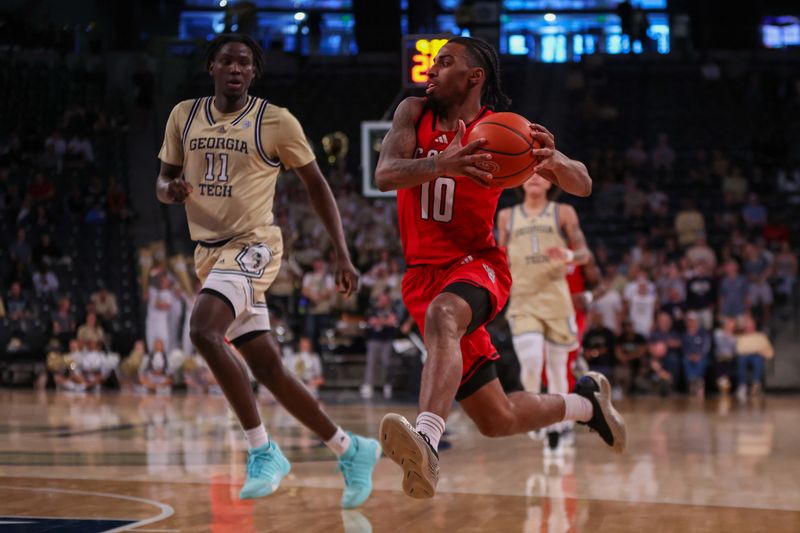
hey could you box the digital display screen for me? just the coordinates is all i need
[402,34,452,88]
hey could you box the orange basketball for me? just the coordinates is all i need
[466,112,541,189]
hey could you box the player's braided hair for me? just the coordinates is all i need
[448,36,511,110]
[203,33,266,77]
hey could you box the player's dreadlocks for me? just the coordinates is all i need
[448,36,511,110]
[203,33,266,77]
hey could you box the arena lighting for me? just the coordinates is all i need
[219,0,227,6]
[544,13,557,22]
[294,12,307,22]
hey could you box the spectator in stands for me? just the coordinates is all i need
[773,241,797,308]
[721,166,748,205]
[742,241,773,326]
[624,138,648,170]
[106,177,130,221]
[674,199,705,247]
[27,172,54,205]
[660,286,687,332]
[655,262,685,305]
[683,261,714,330]
[32,262,59,300]
[741,193,768,232]
[76,311,105,349]
[269,253,302,321]
[32,233,65,267]
[582,310,616,380]
[6,281,33,324]
[361,291,398,400]
[183,353,217,395]
[89,284,119,327]
[51,296,76,350]
[682,312,710,397]
[714,317,737,395]
[685,236,717,270]
[146,275,174,351]
[283,337,324,399]
[622,178,648,219]
[719,260,749,323]
[43,129,66,175]
[647,312,682,394]
[614,319,647,398]
[138,339,172,395]
[592,274,624,334]
[627,275,657,336]
[302,258,335,352]
[735,315,774,400]
[651,133,676,172]
[54,339,87,392]
[64,132,94,168]
[9,228,32,269]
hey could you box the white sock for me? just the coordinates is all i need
[415,411,445,451]
[325,427,352,457]
[513,333,545,393]
[243,424,269,450]
[559,393,593,423]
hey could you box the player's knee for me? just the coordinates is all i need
[189,323,225,355]
[474,409,515,438]
[424,297,466,338]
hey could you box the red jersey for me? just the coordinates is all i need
[566,264,586,294]
[397,104,500,266]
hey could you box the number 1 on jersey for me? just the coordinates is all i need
[420,177,455,222]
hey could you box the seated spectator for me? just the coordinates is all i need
[721,166,748,204]
[685,236,717,271]
[138,339,172,394]
[674,199,705,247]
[32,262,59,300]
[624,138,648,169]
[6,281,33,324]
[32,233,66,266]
[655,262,685,305]
[714,318,737,395]
[741,193,767,230]
[53,339,87,392]
[361,291,398,400]
[647,312,682,395]
[742,241,773,326]
[719,260,749,323]
[773,241,797,307]
[651,133,676,172]
[684,261,715,331]
[76,311,105,348]
[90,284,119,325]
[182,354,217,395]
[682,312,710,397]
[614,320,647,398]
[582,311,616,380]
[735,315,774,400]
[283,337,324,398]
[51,296,76,350]
[9,228,32,269]
[27,172,55,205]
[269,253,302,320]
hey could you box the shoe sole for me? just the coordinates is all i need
[586,371,627,454]
[379,414,436,499]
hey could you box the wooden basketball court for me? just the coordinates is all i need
[1,389,798,532]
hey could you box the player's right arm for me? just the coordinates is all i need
[374,97,493,191]
[156,102,193,204]
[496,207,512,248]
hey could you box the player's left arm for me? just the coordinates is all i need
[547,204,591,266]
[293,161,359,297]
[528,123,591,197]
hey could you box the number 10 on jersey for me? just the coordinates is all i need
[420,177,455,222]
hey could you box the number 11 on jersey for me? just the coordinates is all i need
[420,177,455,222]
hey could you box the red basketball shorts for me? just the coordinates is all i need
[402,247,511,400]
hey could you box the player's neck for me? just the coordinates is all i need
[436,100,483,131]
[213,93,249,114]
[523,195,547,213]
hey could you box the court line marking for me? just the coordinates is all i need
[0,485,174,532]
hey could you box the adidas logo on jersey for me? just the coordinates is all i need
[434,134,449,145]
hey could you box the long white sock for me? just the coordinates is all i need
[559,393,593,422]
[513,333,545,393]
[545,344,570,395]
[243,424,269,450]
[415,411,445,451]
[325,427,352,457]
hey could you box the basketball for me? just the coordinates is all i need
[466,112,541,189]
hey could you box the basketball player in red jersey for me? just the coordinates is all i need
[374,36,626,499]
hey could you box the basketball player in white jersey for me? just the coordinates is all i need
[497,174,591,452]
[156,34,379,507]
